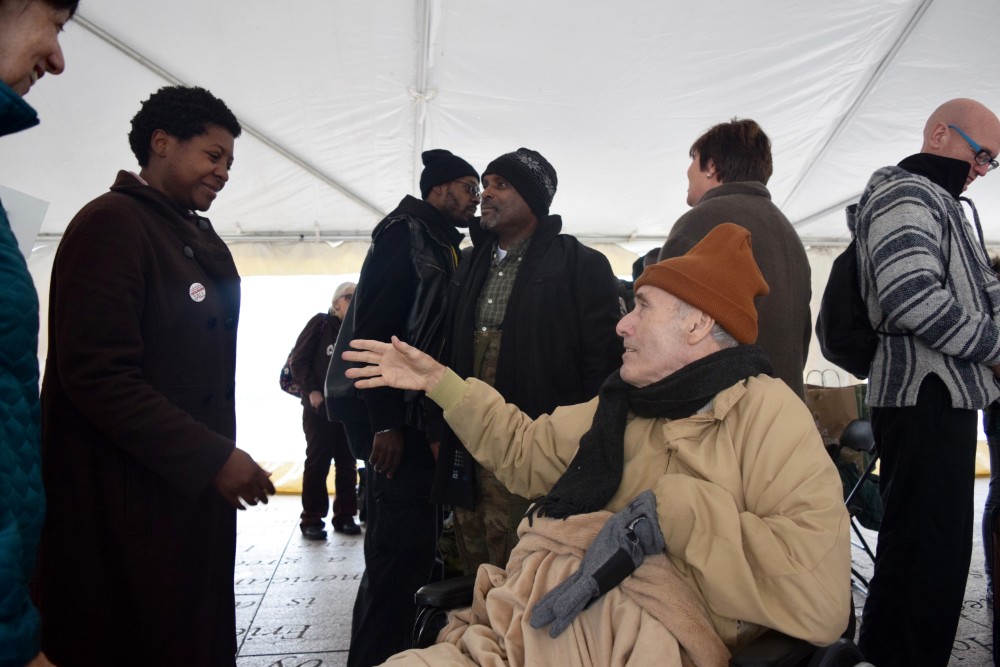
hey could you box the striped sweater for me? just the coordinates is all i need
[849,154,1000,409]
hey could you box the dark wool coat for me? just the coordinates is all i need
[38,171,241,666]
[660,182,812,398]
[431,215,624,506]
[290,312,340,408]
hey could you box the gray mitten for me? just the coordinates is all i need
[530,490,665,637]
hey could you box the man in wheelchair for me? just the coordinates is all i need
[343,223,852,666]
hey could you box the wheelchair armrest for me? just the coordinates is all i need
[839,419,875,454]
[729,629,815,667]
[413,575,477,649]
[414,574,476,608]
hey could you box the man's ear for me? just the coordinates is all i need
[926,122,950,150]
[686,310,715,345]
[425,183,446,207]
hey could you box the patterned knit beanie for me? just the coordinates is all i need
[635,223,769,344]
[419,149,479,199]
[483,148,558,217]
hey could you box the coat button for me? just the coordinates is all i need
[183,246,194,259]
[207,317,217,329]
[224,317,236,330]
[198,219,210,231]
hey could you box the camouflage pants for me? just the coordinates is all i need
[452,461,531,576]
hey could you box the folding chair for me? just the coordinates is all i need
[838,419,878,594]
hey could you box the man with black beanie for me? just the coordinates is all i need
[428,147,623,576]
[325,148,479,667]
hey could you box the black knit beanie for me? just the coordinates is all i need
[419,149,479,199]
[483,148,558,217]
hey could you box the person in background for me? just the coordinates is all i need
[659,118,811,398]
[37,85,274,667]
[0,2,77,666]
[853,98,1000,666]
[325,148,480,667]
[290,282,361,539]
[431,148,623,575]
[985,255,1000,616]
[620,248,660,312]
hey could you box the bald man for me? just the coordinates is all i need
[851,98,1000,666]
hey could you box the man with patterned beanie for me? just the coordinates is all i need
[343,223,852,666]
[428,147,623,577]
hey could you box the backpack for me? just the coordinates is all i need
[815,238,876,379]
[279,351,301,397]
[280,314,328,398]
[817,204,954,379]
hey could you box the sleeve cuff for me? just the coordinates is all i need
[426,368,469,413]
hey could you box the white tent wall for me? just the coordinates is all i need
[4,1,1000,245]
[12,0,1000,463]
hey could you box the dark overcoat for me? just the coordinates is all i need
[660,182,812,398]
[37,171,241,666]
[431,215,624,506]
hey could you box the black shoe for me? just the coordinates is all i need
[301,525,327,540]
[333,518,362,535]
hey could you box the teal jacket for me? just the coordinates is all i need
[0,80,43,667]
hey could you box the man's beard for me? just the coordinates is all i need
[444,192,474,227]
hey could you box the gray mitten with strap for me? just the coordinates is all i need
[529,490,665,637]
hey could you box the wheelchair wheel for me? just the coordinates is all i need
[806,638,866,667]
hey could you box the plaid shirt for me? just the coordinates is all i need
[475,237,531,330]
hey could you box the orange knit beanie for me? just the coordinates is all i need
[634,223,769,344]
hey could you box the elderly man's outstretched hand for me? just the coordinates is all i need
[344,336,447,393]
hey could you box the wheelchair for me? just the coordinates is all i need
[413,575,871,666]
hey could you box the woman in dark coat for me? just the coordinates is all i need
[37,86,275,667]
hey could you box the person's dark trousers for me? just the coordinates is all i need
[300,407,358,529]
[343,422,439,667]
[858,374,977,667]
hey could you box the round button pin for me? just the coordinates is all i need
[189,283,206,302]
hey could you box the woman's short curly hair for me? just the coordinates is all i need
[128,86,242,166]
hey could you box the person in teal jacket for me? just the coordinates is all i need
[0,1,78,666]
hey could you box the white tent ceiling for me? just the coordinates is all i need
[3,0,1000,261]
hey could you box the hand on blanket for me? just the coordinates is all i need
[530,490,665,638]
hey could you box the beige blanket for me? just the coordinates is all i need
[385,511,731,666]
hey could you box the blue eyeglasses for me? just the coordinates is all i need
[948,124,999,172]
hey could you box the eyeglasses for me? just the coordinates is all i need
[455,181,481,197]
[948,124,999,172]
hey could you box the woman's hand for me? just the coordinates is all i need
[213,448,276,509]
[344,337,446,393]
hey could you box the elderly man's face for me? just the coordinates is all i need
[616,285,700,387]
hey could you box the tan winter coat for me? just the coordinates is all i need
[386,370,850,666]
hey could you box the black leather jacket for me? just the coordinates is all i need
[326,196,462,430]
